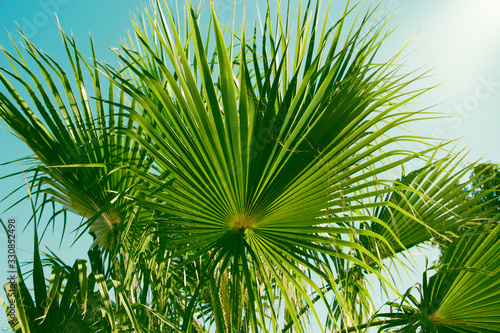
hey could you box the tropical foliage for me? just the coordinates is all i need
[469,163,500,216]
[1,0,499,332]
[377,220,500,332]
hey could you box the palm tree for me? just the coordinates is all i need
[1,0,499,332]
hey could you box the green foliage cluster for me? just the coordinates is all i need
[0,1,499,332]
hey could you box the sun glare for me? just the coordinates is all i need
[430,0,500,92]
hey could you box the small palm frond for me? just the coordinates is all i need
[376,220,500,332]
[425,221,500,331]
[0,217,144,333]
[369,152,496,259]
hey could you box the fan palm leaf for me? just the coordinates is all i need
[98,0,482,330]
[376,220,500,332]
[425,221,500,331]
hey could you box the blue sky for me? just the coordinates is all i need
[1,0,500,330]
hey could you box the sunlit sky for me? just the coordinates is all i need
[428,0,500,86]
[1,0,500,329]
[386,0,500,163]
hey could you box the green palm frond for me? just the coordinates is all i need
[0,26,155,251]
[0,217,144,333]
[425,221,500,331]
[97,0,476,330]
[369,152,495,258]
[376,220,500,332]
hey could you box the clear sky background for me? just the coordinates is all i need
[1,0,500,331]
